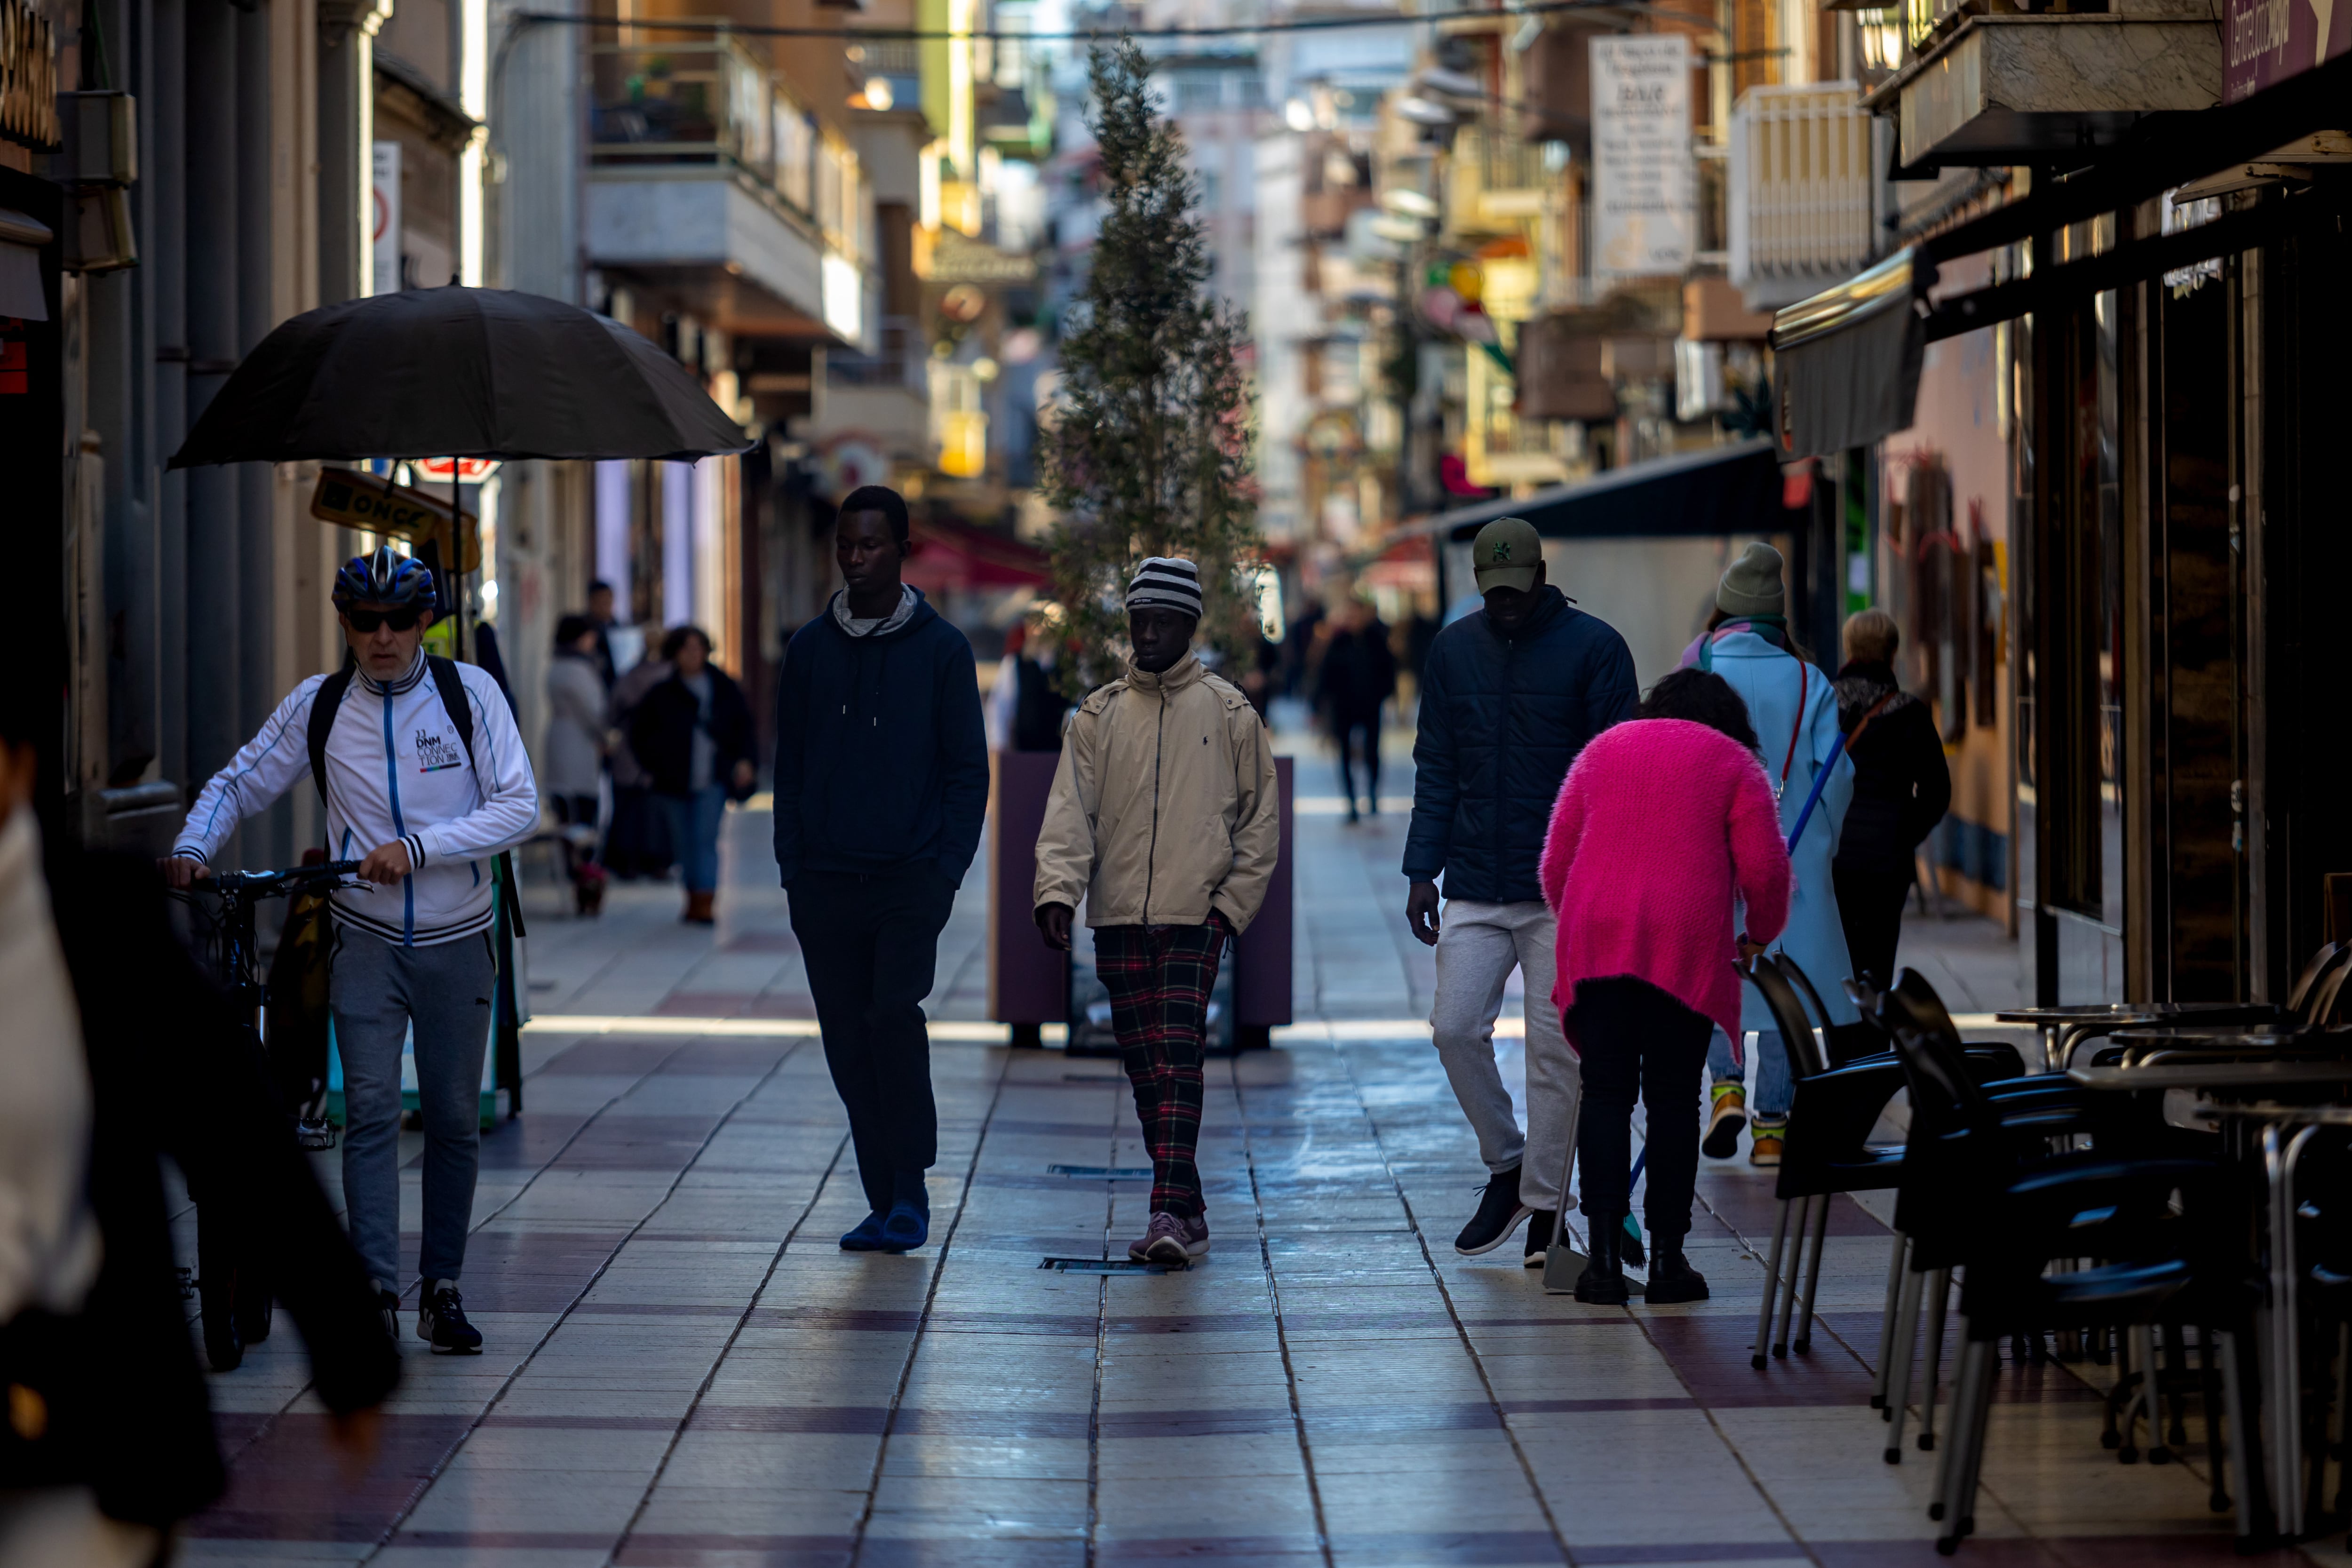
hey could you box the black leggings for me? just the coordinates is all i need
[1569,977,1716,1246]
[1834,864,1913,992]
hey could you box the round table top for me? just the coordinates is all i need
[1996,1002,2276,1022]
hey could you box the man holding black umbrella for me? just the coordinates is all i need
[164,548,540,1354]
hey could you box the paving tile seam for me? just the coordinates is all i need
[202,1035,713,1482]
[1223,1056,1338,1568]
[1083,1062,1121,1568]
[603,1121,856,1568]
[842,1045,1017,1568]
[1322,1040,1574,1568]
[352,1040,810,1566]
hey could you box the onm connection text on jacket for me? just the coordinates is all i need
[1033,653,1282,932]
[175,653,540,946]
[771,587,991,887]
[1405,585,1639,904]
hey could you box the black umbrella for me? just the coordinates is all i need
[167,284,752,468]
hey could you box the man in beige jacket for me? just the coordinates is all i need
[1035,557,1282,1266]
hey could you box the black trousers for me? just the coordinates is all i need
[788,869,956,1214]
[1834,865,1915,993]
[1569,977,1716,1246]
[1333,708,1381,812]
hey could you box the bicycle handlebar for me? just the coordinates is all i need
[203,860,365,899]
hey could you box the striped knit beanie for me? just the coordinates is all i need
[1126,557,1203,618]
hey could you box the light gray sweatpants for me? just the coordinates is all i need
[1430,899,1582,1212]
[331,926,496,1290]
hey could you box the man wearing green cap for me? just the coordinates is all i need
[1406,517,1639,1265]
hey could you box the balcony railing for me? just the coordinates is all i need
[589,37,864,259]
[1728,84,1879,291]
[826,317,925,393]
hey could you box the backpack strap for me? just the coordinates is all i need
[425,653,529,939]
[308,659,360,813]
[425,654,477,767]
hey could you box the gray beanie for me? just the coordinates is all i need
[1716,541,1786,618]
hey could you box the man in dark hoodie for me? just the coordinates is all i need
[773,486,989,1255]
[1405,517,1639,1267]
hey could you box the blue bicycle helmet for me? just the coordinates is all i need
[333,544,440,609]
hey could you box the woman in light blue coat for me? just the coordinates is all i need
[1679,542,1854,1165]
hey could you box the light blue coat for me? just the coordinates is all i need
[1690,628,1857,1028]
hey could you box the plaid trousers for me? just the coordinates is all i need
[1094,919,1228,1219]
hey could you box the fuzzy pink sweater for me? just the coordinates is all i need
[1538,718,1793,1053]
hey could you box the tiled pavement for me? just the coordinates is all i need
[174,728,2324,1567]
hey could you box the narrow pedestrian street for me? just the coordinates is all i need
[161,727,2296,1567]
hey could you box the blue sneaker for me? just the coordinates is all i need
[840,1211,889,1251]
[879,1201,930,1253]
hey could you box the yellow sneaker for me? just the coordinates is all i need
[1749,1124,1785,1168]
[1703,1086,1747,1159]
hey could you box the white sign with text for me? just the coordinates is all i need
[371,140,403,295]
[1592,35,1696,279]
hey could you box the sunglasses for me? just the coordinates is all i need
[347,607,426,633]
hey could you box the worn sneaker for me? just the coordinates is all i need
[418,1281,484,1354]
[840,1211,889,1251]
[1454,1165,1532,1256]
[1703,1085,1748,1159]
[1748,1123,1785,1168]
[1132,1211,1209,1266]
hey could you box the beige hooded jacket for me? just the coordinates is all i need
[1033,653,1281,932]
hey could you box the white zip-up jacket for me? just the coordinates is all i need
[175,653,540,946]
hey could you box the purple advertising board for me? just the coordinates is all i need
[2224,0,2351,102]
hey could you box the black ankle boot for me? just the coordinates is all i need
[1644,1243,1709,1304]
[1573,1216,1631,1305]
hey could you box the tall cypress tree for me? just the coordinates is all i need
[1041,38,1259,691]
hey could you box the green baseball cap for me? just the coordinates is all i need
[1471,517,1542,593]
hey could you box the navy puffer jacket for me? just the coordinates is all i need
[1404,588,1639,904]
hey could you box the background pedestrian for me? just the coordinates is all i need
[1539,668,1791,1304]
[1831,609,1951,991]
[1315,595,1396,822]
[774,486,989,1255]
[1033,557,1281,1268]
[1683,543,1854,1167]
[630,625,755,926]
[1405,517,1638,1266]
[544,613,609,914]
[604,646,673,880]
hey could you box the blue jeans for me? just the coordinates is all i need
[658,786,727,892]
[331,928,495,1288]
[1708,1027,1793,1121]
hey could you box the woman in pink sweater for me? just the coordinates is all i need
[1539,669,1792,1304]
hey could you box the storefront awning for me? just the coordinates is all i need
[1768,250,1925,461]
[1768,51,2352,460]
[1406,437,1793,545]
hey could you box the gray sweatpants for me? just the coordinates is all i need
[330,927,495,1289]
[1430,899,1582,1212]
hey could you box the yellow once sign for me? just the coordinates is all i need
[310,468,482,573]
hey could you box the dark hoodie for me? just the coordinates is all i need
[771,587,990,887]
[1830,659,1952,875]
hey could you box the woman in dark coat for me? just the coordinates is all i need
[629,625,757,925]
[1830,609,1953,990]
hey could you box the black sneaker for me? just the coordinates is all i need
[1454,1166,1532,1256]
[418,1281,484,1354]
[1523,1211,1555,1267]
[378,1289,402,1344]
